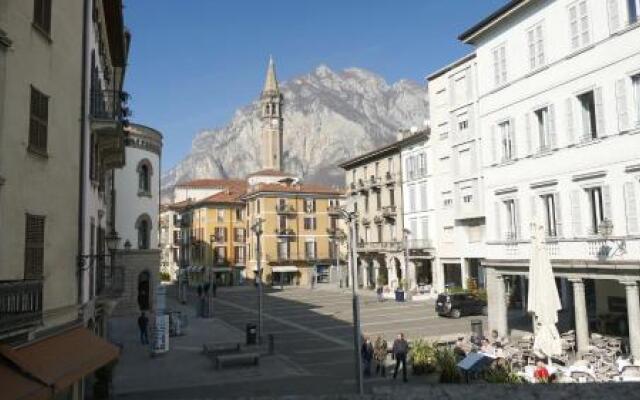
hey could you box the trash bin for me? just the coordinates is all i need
[395,290,405,302]
[470,319,483,340]
[246,323,257,345]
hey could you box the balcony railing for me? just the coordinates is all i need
[373,215,383,225]
[382,205,397,218]
[327,205,342,215]
[385,171,396,184]
[0,280,43,333]
[357,241,403,252]
[275,204,296,214]
[349,182,357,192]
[96,265,124,298]
[369,175,381,189]
[90,88,130,122]
[275,228,296,236]
[406,239,434,250]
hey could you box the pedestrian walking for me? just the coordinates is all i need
[374,335,388,377]
[391,332,409,382]
[137,312,149,345]
[360,336,374,377]
[376,286,384,302]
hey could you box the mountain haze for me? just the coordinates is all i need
[162,65,429,192]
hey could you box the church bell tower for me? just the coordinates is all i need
[260,56,284,171]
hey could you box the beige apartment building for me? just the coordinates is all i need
[0,1,127,399]
[340,134,423,291]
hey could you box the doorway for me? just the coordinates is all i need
[137,271,150,311]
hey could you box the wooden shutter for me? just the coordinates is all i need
[494,202,502,241]
[624,182,639,234]
[548,104,557,148]
[594,87,605,137]
[24,214,45,279]
[571,190,583,237]
[490,125,497,164]
[565,98,575,145]
[615,78,630,132]
[509,118,517,159]
[29,87,49,154]
[608,0,621,34]
[554,193,564,238]
[602,185,613,221]
[525,112,533,155]
[514,199,522,240]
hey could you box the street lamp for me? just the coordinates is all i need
[337,207,363,396]
[251,218,265,344]
[403,228,411,293]
[331,228,347,288]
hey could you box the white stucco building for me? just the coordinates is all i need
[427,54,487,293]
[459,0,640,358]
[112,123,162,313]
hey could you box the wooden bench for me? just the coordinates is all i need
[215,352,260,369]
[202,343,241,357]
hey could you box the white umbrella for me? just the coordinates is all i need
[527,220,562,358]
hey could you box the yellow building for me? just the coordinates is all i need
[187,184,247,286]
[244,181,344,287]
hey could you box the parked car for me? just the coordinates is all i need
[435,293,487,318]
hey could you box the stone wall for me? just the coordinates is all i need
[113,249,161,316]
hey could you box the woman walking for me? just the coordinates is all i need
[374,335,388,377]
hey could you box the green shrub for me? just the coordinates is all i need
[484,362,526,384]
[435,347,462,383]
[410,340,437,375]
[159,272,171,282]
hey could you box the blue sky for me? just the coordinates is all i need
[124,0,507,172]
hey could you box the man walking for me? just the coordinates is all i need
[392,332,409,382]
[137,312,149,345]
[374,335,388,377]
[361,336,374,377]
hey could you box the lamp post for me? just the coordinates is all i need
[337,208,363,395]
[403,228,411,293]
[251,218,265,344]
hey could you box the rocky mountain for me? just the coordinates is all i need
[162,65,429,193]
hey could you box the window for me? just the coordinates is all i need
[137,160,151,194]
[628,0,640,24]
[527,24,545,70]
[374,162,379,177]
[569,1,590,49]
[420,183,428,211]
[492,44,507,86]
[278,215,287,231]
[256,199,261,214]
[304,198,316,213]
[234,228,245,243]
[389,188,395,206]
[542,194,558,237]
[578,91,597,139]
[376,224,383,242]
[587,187,604,234]
[387,157,394,173]
[364,193,369,212]
[376,191,381,210]
[352,170,356,183]
[420,217,429,240]
[214,246,226,263]
[463,195,473,203]
[33,0,52,35]
[234,246,245,263]
[458,119,469,131]
[305,241,317,260]
[235,208,243,221]
[136,215,151,249]
[633,74,640,125]
[418,153,427,177]
[535,107,551,151]
[277,240,289,260]
[504,199,518,240]
[217,209,225,223]
[214,227,227,243]
[498,120,514,161]
[28,86,49,155]
[458,148,472,176]
[408,185,416,212]
[24,214,45,279]
[304,217,316,230]
[443,192,453,208]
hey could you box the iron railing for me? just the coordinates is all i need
[0,280,43,333]
[90,88,129,121]
[96,265,124,298]
[275,204,296,214]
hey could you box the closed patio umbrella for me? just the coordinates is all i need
[527,221,562,358]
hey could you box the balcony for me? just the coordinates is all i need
[349,182,357,193]
[382,205,397,219]
[96,265,124,299]
[0,280,43,334]
[406,239,434,250]
[275,204,296,214]
[275,228,296,236]
[357,241,403,253]
[90,88,129,170]
[358,179,367,192]
[369,175,381,189]
[373,215,383,225]
[385,171,396,184]
[327,205,342,215]
[361,217,371,226]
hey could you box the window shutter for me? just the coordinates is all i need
[565,98,575,145]
[615,78,630,132]
[624,182,639,234]
[525,113,533,155]
[569,5,580,49]
[420,183,428,211]
[494,201,502,241]
[602,185,613,221]
[509,118,517,159]
[24,214,45,279]
[571,190,583,237]
[595,87,605,137]
[607,0,621,34]
[548,104,557,148]
[514,199,522,239]
[554,193,564,238]
[491,125,497,164]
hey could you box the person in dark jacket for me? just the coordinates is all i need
[137,312,149,345]
[361,336,374,377]
[391,333,409,382]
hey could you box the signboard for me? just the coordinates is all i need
[152,314,170,355]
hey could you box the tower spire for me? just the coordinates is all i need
[263,55,279,94]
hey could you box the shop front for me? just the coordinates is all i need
[211,267,233,286]
[315,264,331,284]
[271,266,298,287]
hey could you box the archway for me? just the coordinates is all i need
[137,271,151,311]
[394,257,403,284]
[377,258,388,286]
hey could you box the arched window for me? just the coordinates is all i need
[137,159,152,195]
[135,214,152,249]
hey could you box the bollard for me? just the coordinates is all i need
[268,334,275,354]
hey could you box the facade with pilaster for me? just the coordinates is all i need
[459,0,640,359]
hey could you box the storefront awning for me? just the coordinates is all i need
[272,266,298,273]
[0,360,50,400]
[0,326,120,393]
[211,267,231,272]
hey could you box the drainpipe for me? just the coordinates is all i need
[77,0,90,307]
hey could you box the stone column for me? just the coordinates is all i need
[570,278,590,355]
[433,257,444,293]
[460,258,469,289]
[372,259,380,288]
[487,269,508,338]
[621,280,640,360]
